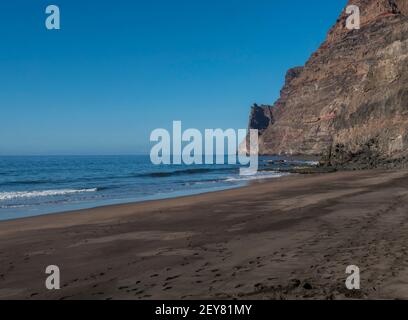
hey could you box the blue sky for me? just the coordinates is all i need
[0,0,347,155]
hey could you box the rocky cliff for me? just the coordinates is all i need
[248,0,408,168]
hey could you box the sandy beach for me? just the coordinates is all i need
[1,169,408,300]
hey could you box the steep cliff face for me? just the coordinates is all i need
[249,0,408,168]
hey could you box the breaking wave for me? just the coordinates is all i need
[0,188,98,201]
[224,171,289,182]
[139,167,236,178]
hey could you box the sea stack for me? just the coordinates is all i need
[247,0,408,169]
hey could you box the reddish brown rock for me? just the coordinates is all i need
[248,0,408,168]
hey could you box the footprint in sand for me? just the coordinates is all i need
[118,286,129,290]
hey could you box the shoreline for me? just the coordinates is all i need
[1,169,408,299]
[0,161,296,222]
[0,182,247,222]
[0,173,294,226]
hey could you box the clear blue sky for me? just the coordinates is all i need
[0,0,347,155]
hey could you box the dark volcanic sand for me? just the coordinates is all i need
[1,170,408,300]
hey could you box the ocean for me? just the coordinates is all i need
[0,155,302,221]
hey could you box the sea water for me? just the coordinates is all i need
[0,155,299,221]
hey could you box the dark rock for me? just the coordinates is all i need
[249,104,273,134]
[247,0,408,169]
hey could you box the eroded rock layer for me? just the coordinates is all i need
[249,0,408,168]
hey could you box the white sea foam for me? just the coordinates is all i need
[0,188,98,201]
[302,161,320,166]
[0,204,28,209]
[225,171,289,182]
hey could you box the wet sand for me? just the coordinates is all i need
[1,169,408,300]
